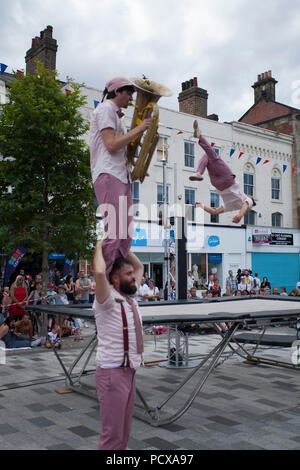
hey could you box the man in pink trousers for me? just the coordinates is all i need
[190,121,255,223]
[90,77,151,277]
[93,239,144,450]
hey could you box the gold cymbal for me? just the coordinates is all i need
[130,77,173,97]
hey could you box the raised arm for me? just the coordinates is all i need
[195,202,224,216]
[232,201,250,224]
[93,239,111,304]
[125,250,143,287]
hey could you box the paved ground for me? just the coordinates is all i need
[0,322,300,451]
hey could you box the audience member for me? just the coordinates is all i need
[64,275,75,304]
[280,286,288,296]
[136,276,150,302]
[146,279,160,301]
[9,275,28,319]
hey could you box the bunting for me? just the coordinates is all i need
[0,63,8,74]
[283,164,287,173]
[256,157,262,165]
[94,100,99,108]
[263,160,269,165]
[292,167,296,174]
[230,148,235,157]
[238,152,244,159]
[17,70,24,80]
[211,142,215,147]
[65,89,72,96]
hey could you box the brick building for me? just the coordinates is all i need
[239,71,300,227]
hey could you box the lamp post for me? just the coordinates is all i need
[161,143,169,298]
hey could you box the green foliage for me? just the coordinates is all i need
[0,62,97,262]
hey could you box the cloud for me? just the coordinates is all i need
[1,0,299,122]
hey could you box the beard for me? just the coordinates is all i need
[119,279,137,296]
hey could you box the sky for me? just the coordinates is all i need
[1,0,300,122]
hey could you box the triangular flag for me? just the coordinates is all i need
[166,126,173,130]
[65,89,72,96]
[0,63,8,74]
[263,160,269,164]
[17,70,24,80]
[292,167,296,174]
[230,148,235,157]
[94,100,99,108]
[256,157,262,165]
[283,164,287,173]
[211,142,215,147]
[177,131,183,135]
[238,152,244,159]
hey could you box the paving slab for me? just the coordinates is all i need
[0,323,299,451]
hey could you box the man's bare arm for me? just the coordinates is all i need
[126,251,143,287]
[93,240,110,304]
[101,118,152,154]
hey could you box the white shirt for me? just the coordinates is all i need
[89,100,130,185]
[218,182,253,213]
[93,286,143,370]
[136,283,150,302]
[147,287,160,301]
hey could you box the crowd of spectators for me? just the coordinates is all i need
[0,269,96,350]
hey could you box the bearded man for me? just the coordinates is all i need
[93,238,144,450]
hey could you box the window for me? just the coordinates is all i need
[210,192,220,223]
[184,142,195,168]
[272,212,282,227]
[271,178,280,200]
[157,184,169,204]
[157,136,169,162]
[244,210,256,225]
[131,181,140,217]
[185,188,195,221]
[244,173,254,196]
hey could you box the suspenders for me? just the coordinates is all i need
[117,300,130,368]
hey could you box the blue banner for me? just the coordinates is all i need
[3,246,27,286]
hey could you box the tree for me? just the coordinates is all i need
[0,63,97,338]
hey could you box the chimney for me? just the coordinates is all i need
[25,25,58,76]
[178,77,208,117]
[252,70,278,104]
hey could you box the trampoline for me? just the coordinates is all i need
[26,295,300,427]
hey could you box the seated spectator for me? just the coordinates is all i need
[47,320,62,348]
[259,288,265,295]
[272,287,279,295]
[235,290,242,296]
[249,289,256,296]
[264,288,271,296]
[14,313,34,342]
[0,317,31,349]
[188,286,201,300]
[61,317,74,337]
[145,279,160,301]
[280,286,288,296]
[241,289,249,296]
[289,289,299,297]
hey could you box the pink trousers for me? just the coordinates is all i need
[94,173,133,277]
[95,367,136,450]
[197,138,235,191]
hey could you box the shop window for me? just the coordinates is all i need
[131,181,140,217]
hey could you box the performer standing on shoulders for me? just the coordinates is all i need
[90,77,151,277]
[93,238,144,450]
[190,120,255,224]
